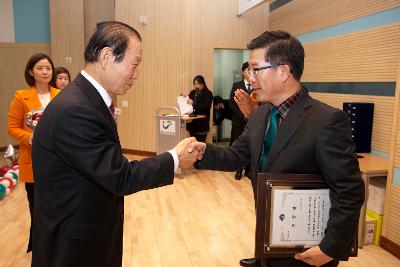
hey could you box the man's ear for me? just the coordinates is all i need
[99,47,113,69]
[279,65,291,82]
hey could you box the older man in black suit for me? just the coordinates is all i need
[31,21,198,267]
[189,31,364,267]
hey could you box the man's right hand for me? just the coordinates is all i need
[234,89,258,118]
[188,142,206,161]
[173,137,199,169]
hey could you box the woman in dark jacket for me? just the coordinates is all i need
[186,75,213,142]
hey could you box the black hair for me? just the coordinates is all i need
[241,62,249,71]
[247,30,304,80]
[192,75,209,90]
[213,95,224,105]
[84,21,142,63]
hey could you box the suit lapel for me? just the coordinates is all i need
[49,86,59,99]
[22,87,42,110]
[240,80,252,95]
[74,74,118,135]
[253,104,271,164]
[239,81,245,92]
[23,86,59,109]
[265,94,312,169]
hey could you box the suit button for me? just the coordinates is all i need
[120,213,124,220]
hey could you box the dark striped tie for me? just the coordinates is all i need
[109,102,115,116]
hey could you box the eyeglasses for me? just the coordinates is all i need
[247,64,280,77]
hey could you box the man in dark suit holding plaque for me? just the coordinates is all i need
[31,21,198,267]
[189,31,364,267]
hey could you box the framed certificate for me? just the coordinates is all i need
[255,173,358,259]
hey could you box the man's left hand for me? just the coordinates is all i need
[294,246,333,266]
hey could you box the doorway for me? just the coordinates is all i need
[213,48,249,144]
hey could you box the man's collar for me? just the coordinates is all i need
[81,70,112,108]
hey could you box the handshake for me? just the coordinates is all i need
[172,137,206,169]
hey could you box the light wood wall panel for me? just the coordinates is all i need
[269,0,400,36]
[303,25,400,156]
[394,82,400,166]
[393,78,400,166]
[116,0,269,152]
[303,24,400,82]
[0,43,50,147]
[84,0,115,44]
[381,45,400,248]
[310,92,394,154]
[382,184,400,245]
[50,0,85,79]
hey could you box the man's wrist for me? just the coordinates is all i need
[168,150,179,172]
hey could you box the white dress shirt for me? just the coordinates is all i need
[38,92,51,108]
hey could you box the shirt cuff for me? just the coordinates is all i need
[168,150,179,173]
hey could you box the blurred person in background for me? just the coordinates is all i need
[186,75,213,142]
[229,62,252,180]
[52,66,71,89]
[7,53,60,253]
[212,95,225,142]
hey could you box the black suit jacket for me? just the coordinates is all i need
[229,80,251,129]
[31,74,175,267]
[186,88,213,133]
[197,92,364,261]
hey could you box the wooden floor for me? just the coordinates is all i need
[1,155,399,267]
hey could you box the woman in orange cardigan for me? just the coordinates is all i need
[7,53,60,252]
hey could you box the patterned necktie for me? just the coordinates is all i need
[259,107,280,171]
[109,102,115,116]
